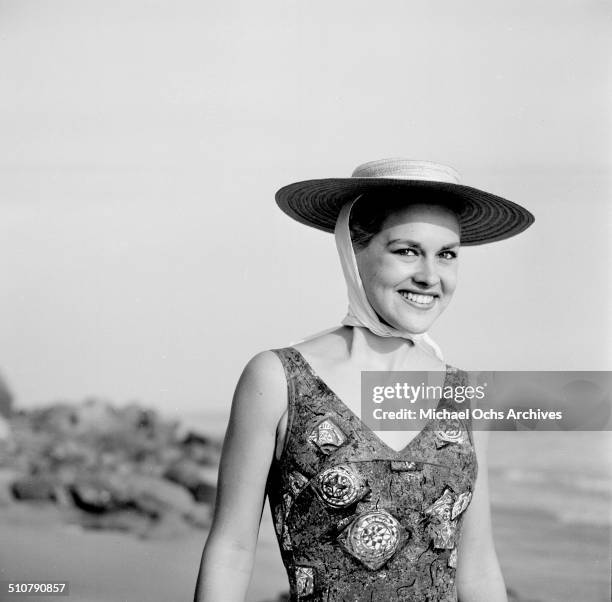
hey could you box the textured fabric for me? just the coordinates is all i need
[266,347,478,602]
[335,197,444,361]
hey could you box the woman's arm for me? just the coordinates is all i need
[193,351,287,602]
[456,429,508,602]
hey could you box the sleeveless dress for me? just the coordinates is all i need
[266,347,478,602]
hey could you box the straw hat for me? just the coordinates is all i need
[275,158,534,245]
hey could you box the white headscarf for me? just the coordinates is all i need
[334,197,444,361]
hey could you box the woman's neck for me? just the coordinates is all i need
[296,326,443,372]
[346,326,445,373]
[346,326,421,370]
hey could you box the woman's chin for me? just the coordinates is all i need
[375,307,441,334]
[383,317,436,335]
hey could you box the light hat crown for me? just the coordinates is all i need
[351,158,461,184]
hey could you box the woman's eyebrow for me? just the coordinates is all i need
[386,239,460,250]
[439,242,460,251]
[386,238,422,247]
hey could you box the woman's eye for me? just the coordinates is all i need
[439,250,457,260]
[393,248,418,256]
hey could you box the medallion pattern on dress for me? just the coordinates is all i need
[424,487,473,549]
[313,464,368,508]
[337,509,405,570]
[308,417,347,454]
[425,487,454,521]
[434,417,466,447]
[288,470,310,496]
[424,487,455,548]
[295,566,314,598]
[451,491,472,520]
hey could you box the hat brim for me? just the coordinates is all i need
[275,178,534,246]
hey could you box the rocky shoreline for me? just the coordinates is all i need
[0,399,219,538]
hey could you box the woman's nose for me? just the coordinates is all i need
[412,258,440,287]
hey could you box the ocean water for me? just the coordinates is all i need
[182,412,612,528]
[488,430,611,527]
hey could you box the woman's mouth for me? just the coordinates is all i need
[398,290,437,309]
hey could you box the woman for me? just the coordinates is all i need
[194,159,534,601]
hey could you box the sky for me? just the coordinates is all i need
[0,0,610,417]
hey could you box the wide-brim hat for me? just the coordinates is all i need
[275,158,534,245]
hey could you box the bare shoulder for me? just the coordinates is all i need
[240,350,287,389]
[231,350,288,425]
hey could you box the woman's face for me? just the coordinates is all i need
[354,204,460,334]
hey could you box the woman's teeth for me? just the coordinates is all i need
[400,291,435,305]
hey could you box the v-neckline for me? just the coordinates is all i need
[289,347,450,456]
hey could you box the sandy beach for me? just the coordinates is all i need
[0,495,609,602]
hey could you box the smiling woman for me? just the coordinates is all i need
[193,159,535,602]
[351,201,460,334]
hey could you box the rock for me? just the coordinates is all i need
[124,474,196,518]
[69,475,130,513]
[157,445,184,469]
[180,431,221,465]
[122,403,178,438]
[122,403,157,430]
[0,371,13,418]
[5,398,220,535]
[0,468,19,505]
[11,476,61,502]
[26,399,123,437]
[26,403,79,436]
[73,398,123,434]
[77,508,152,535]
[0,414,10,439]
[0,415,15,459]
[163,459,217,504]
[68,469,212,527]
[47,439,98,468]
[182,431,213,447]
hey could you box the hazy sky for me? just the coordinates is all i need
[0,1,610,416]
